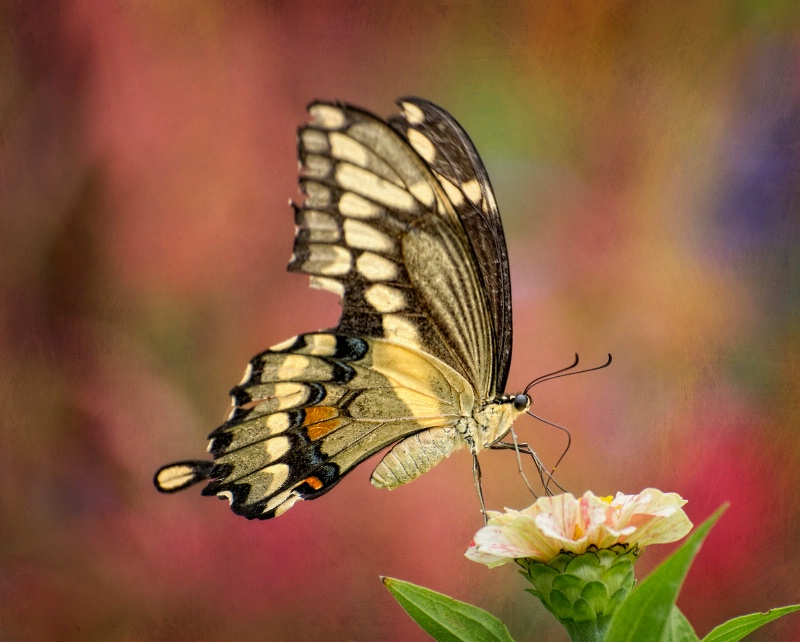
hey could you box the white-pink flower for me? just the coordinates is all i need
[465,489,692,567]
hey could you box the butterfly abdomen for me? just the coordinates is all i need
[370,425,461,489]
[369,396,528,491]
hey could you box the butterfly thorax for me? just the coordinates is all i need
[469,395,529,449]
[370,391,529,491]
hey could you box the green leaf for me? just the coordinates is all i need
[667,607,700,642]
[382,577,516,642]
[701,605,800,642]
[605,505,727,642]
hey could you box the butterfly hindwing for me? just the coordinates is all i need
[197,332,474,519]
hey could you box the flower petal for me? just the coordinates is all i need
[466,488,692,565]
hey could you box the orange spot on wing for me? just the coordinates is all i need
[306,418,346,440]
[303,406,338,424]
[303,406,345,440]
[303,476,323,490]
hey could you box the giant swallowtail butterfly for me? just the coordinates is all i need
[154,98,533,519]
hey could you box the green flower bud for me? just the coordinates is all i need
[517,546,638,641]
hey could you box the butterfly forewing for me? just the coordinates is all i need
[390,98,512,394]
[292,101,494,396]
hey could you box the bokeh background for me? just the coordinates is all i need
[2,2,799,640]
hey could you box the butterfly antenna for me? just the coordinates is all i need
[496,354,612,497]
[524,354,580,393]
[524,353,612,394]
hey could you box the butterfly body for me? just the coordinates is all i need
[155,98,529,519]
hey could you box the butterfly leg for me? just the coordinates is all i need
[489,436,565,497]
[472,451,489,525]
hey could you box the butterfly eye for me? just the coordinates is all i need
[513,394,530,412]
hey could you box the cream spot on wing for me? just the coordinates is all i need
[329,132,368,166]
[401,101,425,125]
[409,181,435,207]
[155,465,196,491]
[217,490,234,505]
[272,492,302,516]
[304,333,338,356]
[364,284,406,313]
[303,154,332,179]
[274,382,304,397]
[309,104,346,129]
[275,493,303,517]
[309,276,345,298]
[339,192,380,218]
[343,219,395,252]
[382,314,420,346]
[300,129,329,153]
[356,252,398,281]
[303,210,340,242]
[238,361,254,385]
[336,164,416,212]
[264,488,301,515]
[304,244,351,275]
[435,172,465,207]
[269,336,298,352]
[462,179,482,204]
[266,412,291,435]
[264,435,291,461]
[407,128,436,164]
[274,382,306,409]
[277,354,312,380]
[303,181,331,207]
[484,185,497,211]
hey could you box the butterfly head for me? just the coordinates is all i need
[512,393,531,413]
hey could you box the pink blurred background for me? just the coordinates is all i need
[2,2,799,640]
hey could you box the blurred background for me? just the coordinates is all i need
[2,2,799,640]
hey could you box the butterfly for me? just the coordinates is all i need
[154,97,533,519]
